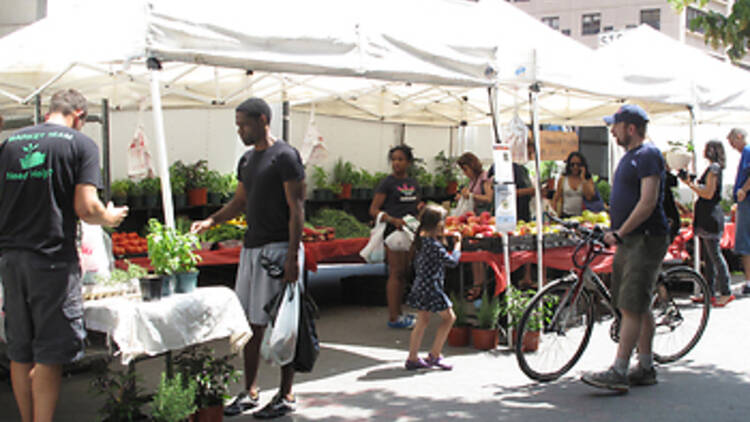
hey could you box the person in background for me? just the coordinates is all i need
[679,140,734,307]
[0,89,128,422]
[552,151,596,218]
[369,145,421,329]
[404,204,461,370]
[662,153,683,242]
[456,152,493,301]
[192,97,305,419]
[581,104,669,393]
[727,128,750,296]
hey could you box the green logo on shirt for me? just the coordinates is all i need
[19,143,46,169]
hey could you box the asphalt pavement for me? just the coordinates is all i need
[1,267,749,422]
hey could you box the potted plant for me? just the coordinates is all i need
[185,159,210,206]
[355,168,377,200]
[127,179,144,209]
[501,288,543,353]
[139,176,161,209]
[665,140,694,171]
[471,290,501,350]
[418,172,434,198]
[332,158,357,199]
[111,179,130,206]
[151,372,197,422]
[144,218,181,300]
[311,165,335,200]
[205,170,224,206]
[220,173,237,203]
[174,346,240,422]
[434,150,459,195]
[90,368,150,422]
[170,162,188,208]
[447,292,470,347]
[174,231,202,294]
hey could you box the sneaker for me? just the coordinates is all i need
[404,358,430,370]
[252,393,295,419]
[628,365,658,386]
[387,315,415,329]
[426,354,453,371]
[224,391,260,417]
[581,367,629,393]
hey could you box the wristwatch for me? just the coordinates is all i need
[612,232,623,245]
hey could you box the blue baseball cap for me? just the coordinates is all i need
[603,104,649,125]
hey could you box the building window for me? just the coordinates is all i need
[641,8,661,30]
[603,25,614,32]
[541,16,560,31]
[582,13,601,35]
[561,29,571,36]
[686,7,707,34]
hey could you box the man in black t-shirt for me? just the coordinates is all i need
[0,89,128,422]
[192,97,305,419]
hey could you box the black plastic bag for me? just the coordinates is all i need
[293,291,320,372]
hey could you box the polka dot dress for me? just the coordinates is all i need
[406,237,461,312]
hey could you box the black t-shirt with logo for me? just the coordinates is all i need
[237,140,305,248]
[0,122,101,260]
[375,175,420,218]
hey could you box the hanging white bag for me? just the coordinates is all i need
[80,222,112,282]
[383,214,419,252]
[127,101,155,181]
[451,195,475,217]
[360,212,387,263]
[299,105,328,165]
[261,283,300,366]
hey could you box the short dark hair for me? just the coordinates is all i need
[236,97,272,123]
[49,89,87,118]
[630,121,647,138]
[388,144,414,162]
[563,151,589,176]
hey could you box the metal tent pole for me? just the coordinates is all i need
[148,58,175,229]
[530,83,544,290]
[101,99,111,202]
[34,94,42,124]
[689,105,700,274]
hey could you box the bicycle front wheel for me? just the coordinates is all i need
[652,266,711,363]
[515,280,595,382]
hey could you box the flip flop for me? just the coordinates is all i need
[713,294,735,308]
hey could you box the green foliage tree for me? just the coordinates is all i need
[670,0,750,61]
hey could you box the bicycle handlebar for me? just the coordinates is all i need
[545,212,610,269]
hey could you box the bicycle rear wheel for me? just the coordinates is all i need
[651,266,711,363]
[515,280,595,382]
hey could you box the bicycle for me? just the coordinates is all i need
[514,215,711,382]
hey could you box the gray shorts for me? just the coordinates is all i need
[0,250,86,364]
[235,242,304,326]
[611,233,669,314]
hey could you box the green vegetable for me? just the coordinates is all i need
[200,224,247,243]
[309,208,370,239]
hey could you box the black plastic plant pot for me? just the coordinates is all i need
[144,195,159,209]
[128,195,145,209]
[139,275,164,302]
[112,195,128,206]
[207,192,222,205]
[173,194,187,209]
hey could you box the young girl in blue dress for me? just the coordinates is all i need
[404,204,462,370]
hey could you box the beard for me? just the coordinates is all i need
[616,131,632,148]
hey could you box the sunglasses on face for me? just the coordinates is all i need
[259,254,284,279]
[570,162,583,167]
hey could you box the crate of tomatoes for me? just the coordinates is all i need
[111,232,148,257]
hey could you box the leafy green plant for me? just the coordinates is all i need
[311,166,329,190]
[332,158,358,185]
[500,288,536,329]
[417,172,433,187]
[476,290,501,329]
[139,177,161,196]
[356,168,372,189]
[596,178,611,204]
[169,162,187,194]
[309,208,370,238]
[205,170,223,193]
[174,346,241,408]
[434,150,458,182]
[450,291,469,326]
[222,173,238,195]
[151,373,197,422]
[433,173,448,190]
[111,179,130,198]
[539,161,559,182]
[407,157,427,180]
[128,179,143,196]
[90,368,150,422]
[146,219,201,275]
[373,171,389,188]
[185,160,210,190]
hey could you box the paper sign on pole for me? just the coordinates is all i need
[494,184,516,233]
[539,131,578,161]
[492,144,514,184]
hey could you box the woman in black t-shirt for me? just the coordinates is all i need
[370,145,421,329]
[679,140,734,307]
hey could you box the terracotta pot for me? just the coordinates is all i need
[446,181,458,195]
[192,405,224,422]
[338,183,352,199]
[447,325,470,347]
[471,327,499,350]
[188,188,208,206]
[512,328,540,353]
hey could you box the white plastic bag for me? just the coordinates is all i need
[299,106,328,165]
[127,102,155,181]
[360,212,386,263]
[383,214,418,252]
[451,195,475,217]
[80,222,111,282]
[503,113,529,164]
[261,283,300,366]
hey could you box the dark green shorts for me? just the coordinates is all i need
[611,233,669,314]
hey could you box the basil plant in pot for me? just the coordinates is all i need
[144,218,181,300]
[174,230,202,293]
[447,291,470,347]
[174,346,240,420]
[501,288,546,353]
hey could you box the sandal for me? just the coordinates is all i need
[465,285,482,301]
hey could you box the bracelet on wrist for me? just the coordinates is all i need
[612,232,623,244]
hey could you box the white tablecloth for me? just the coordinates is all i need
[84,286,252,364]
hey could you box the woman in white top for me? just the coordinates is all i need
[552,152,596,218]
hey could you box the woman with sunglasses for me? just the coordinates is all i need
[552,151,596,218]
